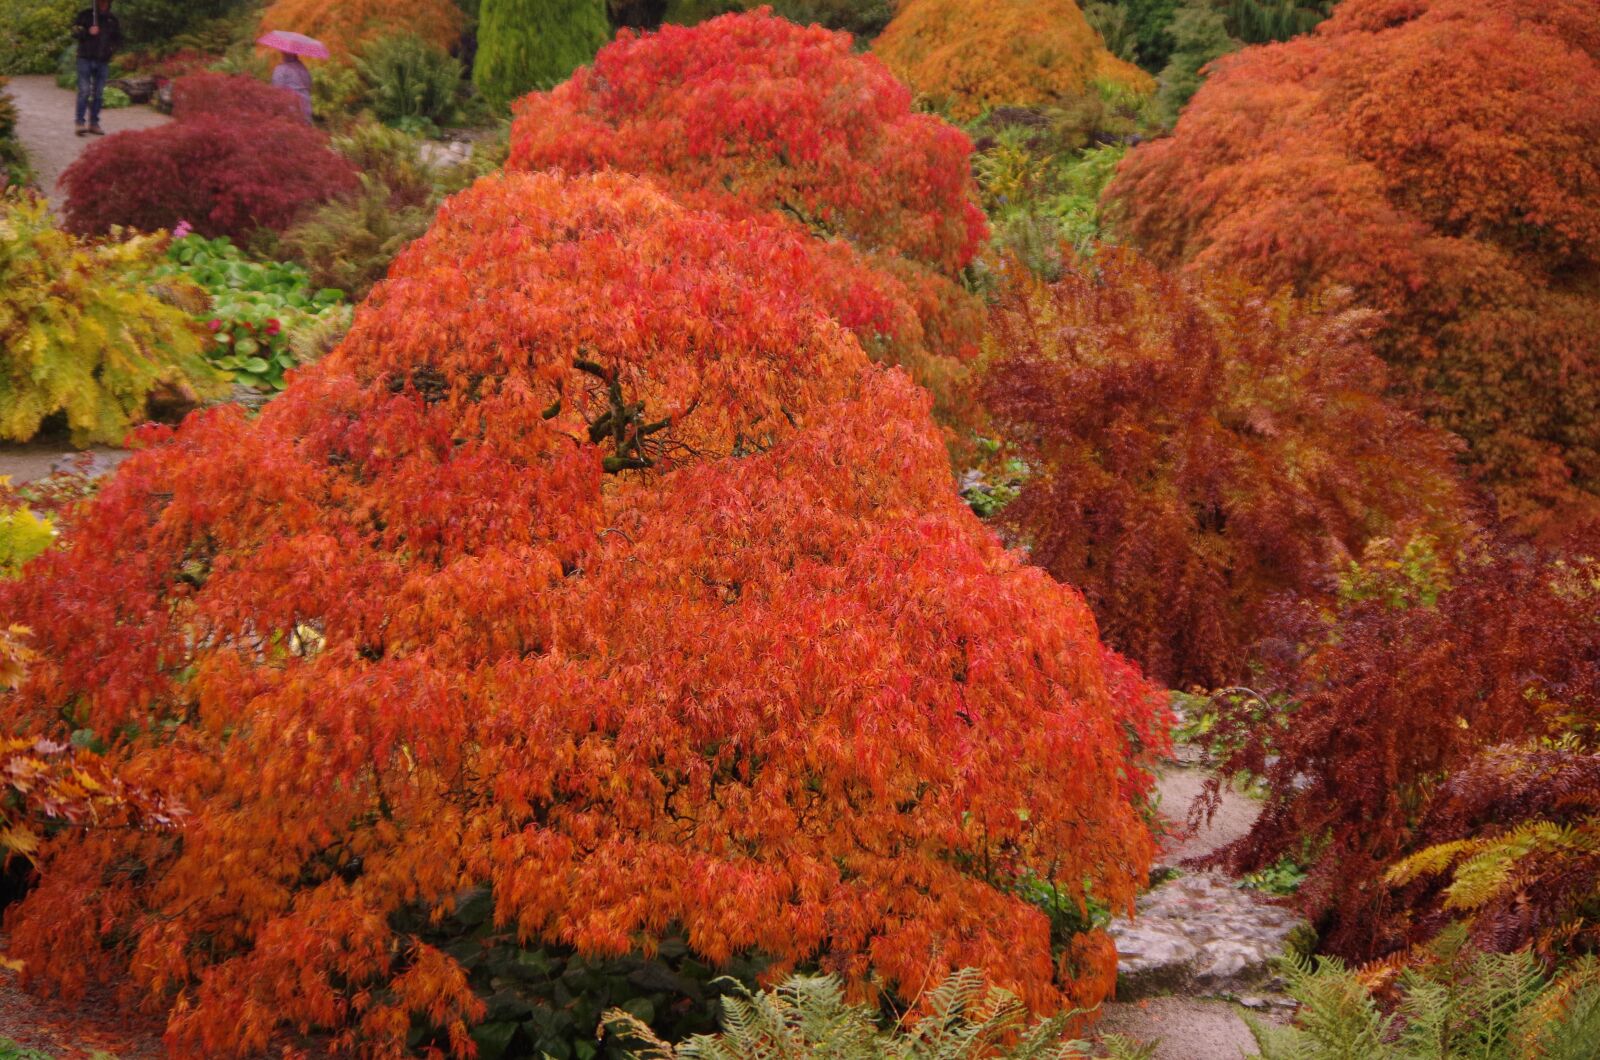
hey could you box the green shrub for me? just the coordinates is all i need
[280,174,433,299]
[115,0,248,48]
[357,32,462,130]
[602,968,1153,1059]
[330,119,443,206]
[148,232,345,391]
[0,79,28,189]
[1085,2,1139,61]
[0,192,223,444]
[0,506,53,576]
[1251,929,1600,1060]
[0,0,77,75]
[472,0,608,108]
[1155,0,1235,124]
[665,0,893,38]
[0,1038,54,1060]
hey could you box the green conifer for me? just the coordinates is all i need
[472,0,610,108]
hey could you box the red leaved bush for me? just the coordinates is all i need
[169,72,306,123]
[507,10,987,410]
[0,170,1166,1055]
[60,75,357,240]
[1107,0,1600,533]
[1200,538,1600,961]
[1390,744,1600,960]
[982,250,1469,690]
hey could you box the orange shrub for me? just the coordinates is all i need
[874,0,1155,121]
[508,11,987,414]
[0,171,1166,1055]
[259,0,465,59]
[1107,0,1600,533]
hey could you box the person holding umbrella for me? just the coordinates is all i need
[259,31,330,123]
[71,0,121,136]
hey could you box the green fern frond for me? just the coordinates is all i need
[607,969,1107,1060]
[1248,950,1394,1059]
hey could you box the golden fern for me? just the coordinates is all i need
[1387,819,1600,913]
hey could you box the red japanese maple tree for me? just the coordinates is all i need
[507,10,987,415]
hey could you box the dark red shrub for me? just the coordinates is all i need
[982,249,1469,690]
[170,72,307,123]
[1200,537,1600,961]
[60,115,358,240]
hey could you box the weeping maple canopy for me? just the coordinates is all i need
[983,250,1468,690]
[873,0,1155,121]
[1107,0,1600,533]
[507,11,988,410]
[258,0,466,59]
[0,170,1166,1056]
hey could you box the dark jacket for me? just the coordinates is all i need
[72,6,122,64]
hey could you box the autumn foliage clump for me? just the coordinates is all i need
[0,168,1167,1055]
[258,0,465,59]
[982,250,1467,690]
[1201,537,1600,962]
[1107,0,1600,532]
[61,74,359,240]
[508,11,987,412]
[873,0,1155,121]
[168,72,307,124]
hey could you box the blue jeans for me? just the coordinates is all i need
[75,58,109,126]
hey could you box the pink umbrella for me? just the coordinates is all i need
[256,30,330,60]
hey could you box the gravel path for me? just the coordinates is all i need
[1093,764,1272,1060]
[6,74,169,210]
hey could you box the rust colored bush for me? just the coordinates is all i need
[0,170,1166,1055]
[258,0,466,59]
[982,249,1469,690]
[508,11,987,407]
[1107,0,1600,533]
[874,0,1155,121]
[1200,537,1600,961]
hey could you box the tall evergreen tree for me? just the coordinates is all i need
[473,0,609,108]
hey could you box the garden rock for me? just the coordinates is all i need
[1110,870,1309,1000]
[109,77,157,104]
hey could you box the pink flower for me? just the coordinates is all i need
[173,220,193,239]
[207,319,222,332]
[265,319,282,336]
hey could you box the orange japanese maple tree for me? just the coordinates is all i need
[1107,0,1600,533]
[507,10,988,413]
[982,250,1468,690]
[874,0,1154,121]
[258,0,466,59]
[0,170,1166,1055]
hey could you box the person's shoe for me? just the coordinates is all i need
[75,121,87,136]
[87,124,105,136]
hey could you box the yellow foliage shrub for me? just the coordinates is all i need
[259,0,465,60]
[874,0,1155,120]
[0,504,52,577]
[0,193,223,445]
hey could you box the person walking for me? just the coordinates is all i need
[269,51,314,123]
[71,0,121,136]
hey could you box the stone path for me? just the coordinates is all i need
[0,440,128,485]
[6,73,170,210]
[1094,765,1300,1060]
